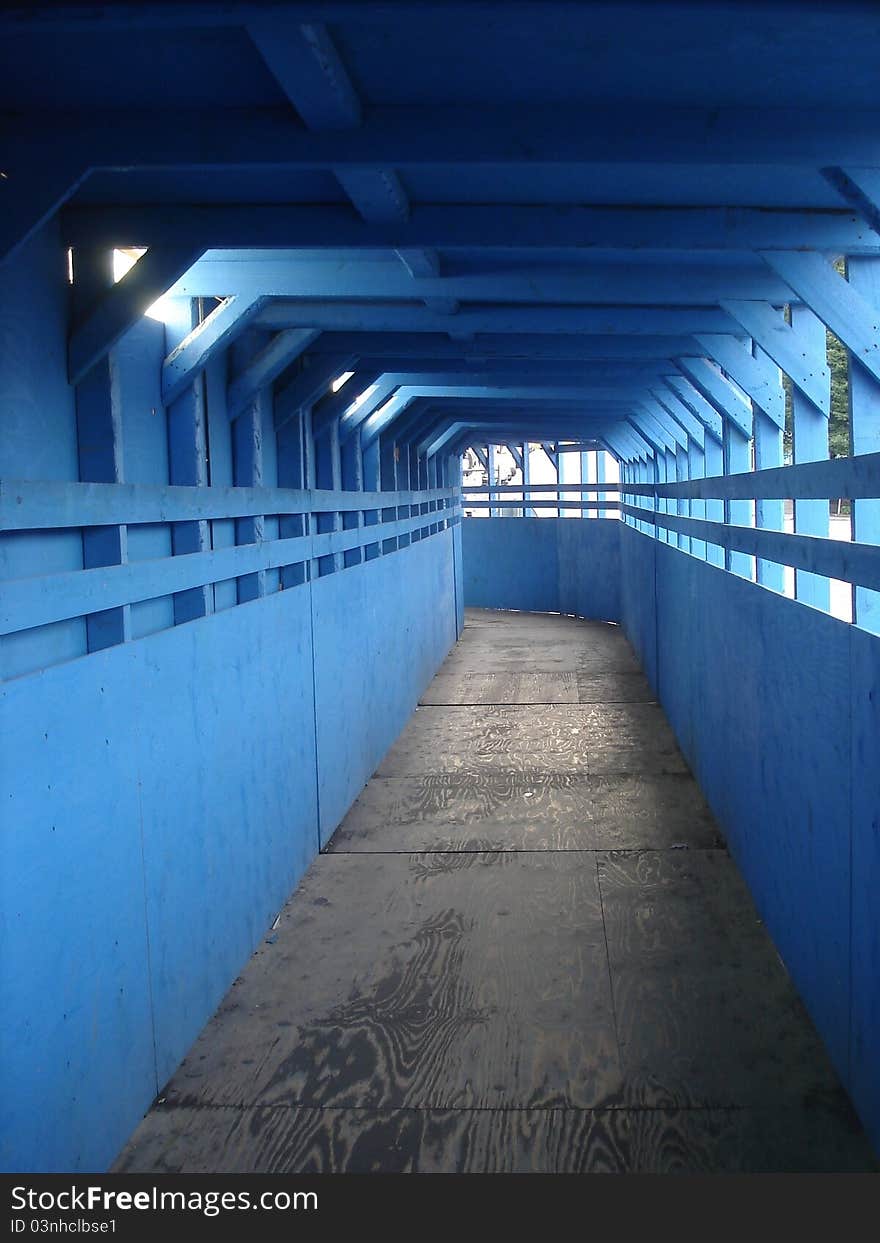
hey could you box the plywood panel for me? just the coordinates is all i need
[147,852,621,1111]
[328,773,720,853]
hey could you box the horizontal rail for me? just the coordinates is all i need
[462,482,620,495]
[621,504,880,593]
[2,508,460,636]
[0,479,458,532]
[464,500,619,511]
[621,452,880,501]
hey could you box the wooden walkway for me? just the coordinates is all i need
[116,609,875,1173]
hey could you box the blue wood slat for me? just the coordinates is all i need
[2,508,460,637]
[621,451,880,501]
[619,505,880,593]
[720,299,831,414]
[0,478,457,530]
[161,294,266,407]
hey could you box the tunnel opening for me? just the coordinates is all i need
[2,0,880,1177]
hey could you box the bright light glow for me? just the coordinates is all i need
[112,247,177,323]
[331,370,355,393]
[343,383,378,416]
[369,397,398,422]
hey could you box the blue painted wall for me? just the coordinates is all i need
[0,229,458,1173]
[462,517,621,621]
[619,523,880,1151]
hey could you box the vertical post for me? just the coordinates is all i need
[580,449,592,518]
[686,434,706,560]
[846,257,880,633]
[72,247,131,650]
[723,417,753,579]
[702,434,725,567]
[674,443,689,552]
[396,437,411,548]
[521,441,530,516]
[487,443,497,517]
[362,433,381,560]
[790,304,830,610]
[314,414,343,575]
[166,297,213,621]
[379,433,399,554]
[340,426,364,566]
[277,409,309,588]
[596,450,607,520]
[753,347,786,592]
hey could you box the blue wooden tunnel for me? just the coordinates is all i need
[2,0,880,1173]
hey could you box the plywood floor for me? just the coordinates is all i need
[115,608,876,1173]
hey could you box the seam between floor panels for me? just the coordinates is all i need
[595,855,624,1081]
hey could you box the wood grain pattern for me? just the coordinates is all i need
[377,704,686,776]
[150,853,621,1112]
[115,1102,876,1174]
[598,851,845,1108]
[420,672,579,705]
[329,773,720,853]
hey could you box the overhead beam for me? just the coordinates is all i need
[255,302,744,336]
[692,332,785,427]
[674,356,753,438]
[822,167,880,239]
[663,375,724,442]
[720,300,831,413]
[68,244,202,384]
[61,204,879,255]
[171,258,792,305]
[761,249,880,387]
[21,105,880,171]
[302,333,701,360]
[162,294,266,406]
[226,328,321,421]
[275,352,357,430]
[248,19,410,226]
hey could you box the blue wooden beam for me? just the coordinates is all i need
[674,356,753,438]
[636,401,688,451]
[822,167,880,239]
[720,299,830,414]
[761,250,880,388]
[69,244,202,384]
[162,294,266,406]
[847,256,880,634]
[692,333,785,427]
[172,257,791,306]
[303,333,700,360]
[649,389,705,450]
[471,446,490,473]
[1,150,89,265]
[20,103,880,172]
[255,302,742,336]
[227,328,321,422]
[275,352,357,431]
[62,203,880,256]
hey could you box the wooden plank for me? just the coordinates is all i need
[113,1100,877,1174]
[142,852,621,1111]
[720,299,831,413]
[375,703,686,777]
[619,505,880,593]
[0,478,457,530]
[599,850,849,1108]
[329,772,718,854]
[621,451,880,501]
[1,513,459,636]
